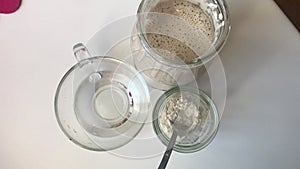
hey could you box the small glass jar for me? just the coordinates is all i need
[131,0,230,90]
[152,87,219,153]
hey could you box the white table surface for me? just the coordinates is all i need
[1,0,300,169]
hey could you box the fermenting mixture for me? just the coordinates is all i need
[146,0,215,63]
[134,0,215,88]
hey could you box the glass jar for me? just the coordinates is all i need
[152,86,219,153]
[131,0,230,90]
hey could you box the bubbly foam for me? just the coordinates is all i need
[145,0,215,63]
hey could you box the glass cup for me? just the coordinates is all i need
[131,0,230,90]
[54,43,150,151]
[152,86,219,153]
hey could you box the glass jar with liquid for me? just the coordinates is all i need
[131,0,230,90]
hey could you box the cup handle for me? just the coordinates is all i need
[73,43,92,63]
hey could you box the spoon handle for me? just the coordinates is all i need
[158,131,178,169]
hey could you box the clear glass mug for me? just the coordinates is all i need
[131,0,230,90]
[54,43,150,151]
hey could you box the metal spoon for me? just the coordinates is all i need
[158,114,192,169]
[157,129,177,169]
[158,97,196,169]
